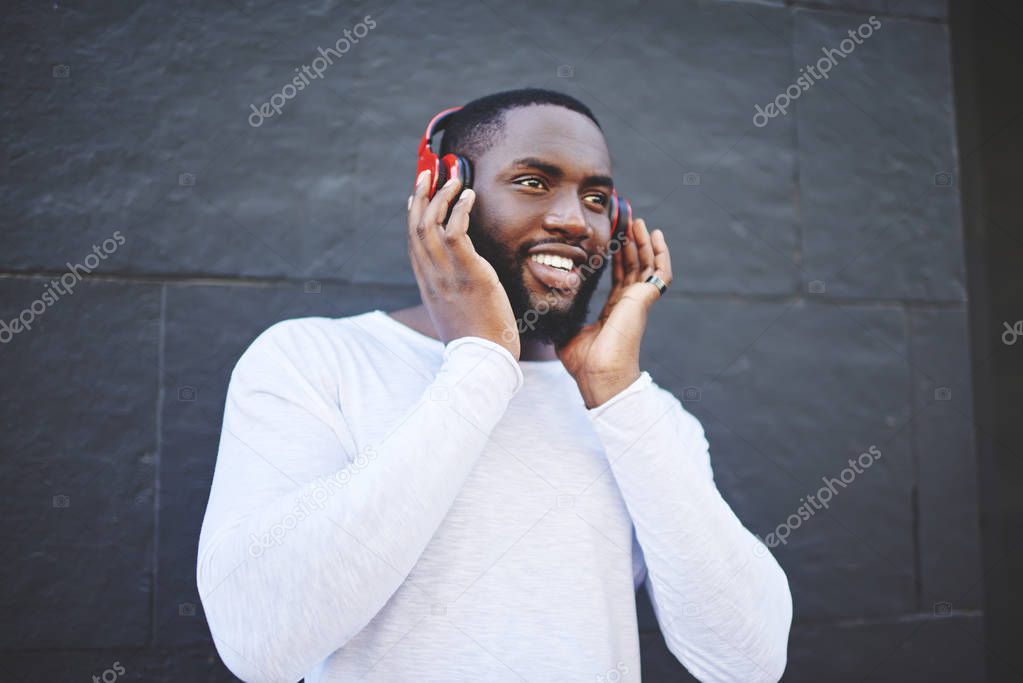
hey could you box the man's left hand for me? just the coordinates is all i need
[556,217,673,409]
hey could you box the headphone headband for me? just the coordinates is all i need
[421,106,462,150]
[415,106,470,197]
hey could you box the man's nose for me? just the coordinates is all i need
[542,191,591,240]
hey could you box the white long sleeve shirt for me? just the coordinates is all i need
[196,309,792,683]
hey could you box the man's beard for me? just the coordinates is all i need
[467,217,608,348]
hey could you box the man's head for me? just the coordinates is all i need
[438,89,615,348]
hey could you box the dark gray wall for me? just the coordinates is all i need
[950,1,1023,681]
[1,0,988,681]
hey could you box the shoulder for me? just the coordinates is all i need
[237,317,332,364]
[231,313,375,384]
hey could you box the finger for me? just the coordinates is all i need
[408,170,449,268]
[407,169,432,234]
[622,219,641,283]
[443,189,478,266]
[651,228,673,287]
[408,170,440,262]
[422,175,463,229]
[407,171,430,264]
[427,182,472,271]
[597,237,628,324]
[597,271,619,324]
[406,184,434,298]
[611,234,624,287]
[633,218,656,277]
[407,228,428,295]
[445,188,475,239]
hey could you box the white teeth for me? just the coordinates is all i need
[530,253,574,271]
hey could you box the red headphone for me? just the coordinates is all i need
[415,106,633,243]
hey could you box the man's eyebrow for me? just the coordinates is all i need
[509,156,614,189]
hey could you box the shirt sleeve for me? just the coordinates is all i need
[587,371,793,683]
[196,320,523,683]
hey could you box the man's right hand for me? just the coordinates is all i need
[406,169,521,361]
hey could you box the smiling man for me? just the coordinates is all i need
[197,89,792,683]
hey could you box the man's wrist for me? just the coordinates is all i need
[580,367,642,409]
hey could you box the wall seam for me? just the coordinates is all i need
[150,283,167,646]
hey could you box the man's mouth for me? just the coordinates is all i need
[530,252,575,271]
[526,253,583,291]
[523,242,589,292]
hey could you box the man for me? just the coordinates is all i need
[197,88,792,682]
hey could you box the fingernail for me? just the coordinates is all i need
[458,189,474,202]
[443,176,457,188]
[407,195,413,210]
[416,170,430,187]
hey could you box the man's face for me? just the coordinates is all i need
[466,104,615,348]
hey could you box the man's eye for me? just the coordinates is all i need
[584,193,608,207]
[514,177,546,189]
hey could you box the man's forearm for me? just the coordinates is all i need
[586,372,792,683]
[198,332,523,683]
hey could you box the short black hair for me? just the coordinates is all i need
[437,88,602,162]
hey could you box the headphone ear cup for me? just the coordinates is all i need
[611,193,632,244]
[437,154,473,195]
[610,192,623,242]
[620,197,633,239]
[415,154,438,196]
